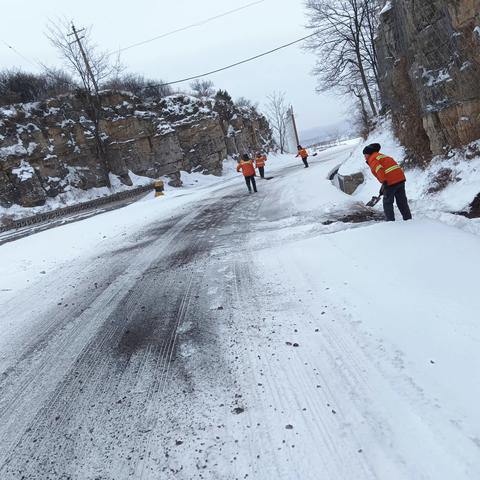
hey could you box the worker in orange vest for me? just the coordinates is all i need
[255,152,267,178]
[296,145,309,168]
[236,154,258,193]
[363,143,412,221]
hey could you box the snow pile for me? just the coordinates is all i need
[407,142,480,213]
[11,160,35,181]
[0,106,17,118]
[0,141,28,159]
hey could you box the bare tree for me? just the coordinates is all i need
[46,19,123,185]
[0,68,75,106]
[349,82,372,137]
[235,96,252,108]
[304,0,381,117]
[46,19,122,96]
[265,91,289,154]
[190,79,215,98]
[104,74,172,99]
[43,67,77,96]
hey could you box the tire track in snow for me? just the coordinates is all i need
[229,260,276,480]
[259,249,479,479]
[227,257,375,479]
[133,275,195,479]
[0,189,254,479]
[0,201,228,478]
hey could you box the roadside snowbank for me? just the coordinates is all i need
[338,121,405,178]
[252,217,480,480]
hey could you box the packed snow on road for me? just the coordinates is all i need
[1,137,479,479]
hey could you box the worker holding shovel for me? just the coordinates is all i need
[296,145,309,168]
[236,154,258,194]
[363,143,412,221]
[255,152,267,179]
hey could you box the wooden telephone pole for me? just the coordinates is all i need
[68,24,100,99]
[67,23,108,173]
[289,105,300,147]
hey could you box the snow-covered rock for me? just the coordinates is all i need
[0,91,272,215]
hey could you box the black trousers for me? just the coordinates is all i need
[383,181,412,221]
[244,175,257,192]
[258,166,265,178]
[302,157,309,167]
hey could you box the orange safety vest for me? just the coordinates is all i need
[236,160,256,177]
[255,155,267,168]
[297,148,308,159]
[367,152,406,186]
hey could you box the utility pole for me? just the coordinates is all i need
[67,23,108,177]
[68,23,100,99]
[289,106,300,147]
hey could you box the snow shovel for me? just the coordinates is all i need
[366,187,384,207]
[366,195,382,207]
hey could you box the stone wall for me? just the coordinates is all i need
[376,0,480,161]
[0,92,272,208]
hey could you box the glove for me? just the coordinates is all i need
[380,182,387,196]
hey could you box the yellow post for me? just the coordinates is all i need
[154,180,164,197]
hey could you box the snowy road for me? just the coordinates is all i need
[1,145,479,479]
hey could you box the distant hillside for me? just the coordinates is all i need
[300,119,354,146]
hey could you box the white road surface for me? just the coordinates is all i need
[1,143,479,479]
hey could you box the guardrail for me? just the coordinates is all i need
[0,182,158,233]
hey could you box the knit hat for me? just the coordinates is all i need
[362,143,381,155]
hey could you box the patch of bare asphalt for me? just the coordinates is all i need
[322,209,385,225]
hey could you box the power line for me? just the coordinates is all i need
[110,0,266,56]
[1,40,40,68]
[156,32,320,87]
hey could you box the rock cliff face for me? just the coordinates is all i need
[376,0,480,162]
[0,92,273,207]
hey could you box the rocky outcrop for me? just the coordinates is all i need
[213,95,274,159]
[0,92,272,208]
[337,172,365,195]
[376,0,480,162]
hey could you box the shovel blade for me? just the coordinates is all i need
[366,196,381,207]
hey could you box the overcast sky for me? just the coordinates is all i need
[0,0,351,134]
